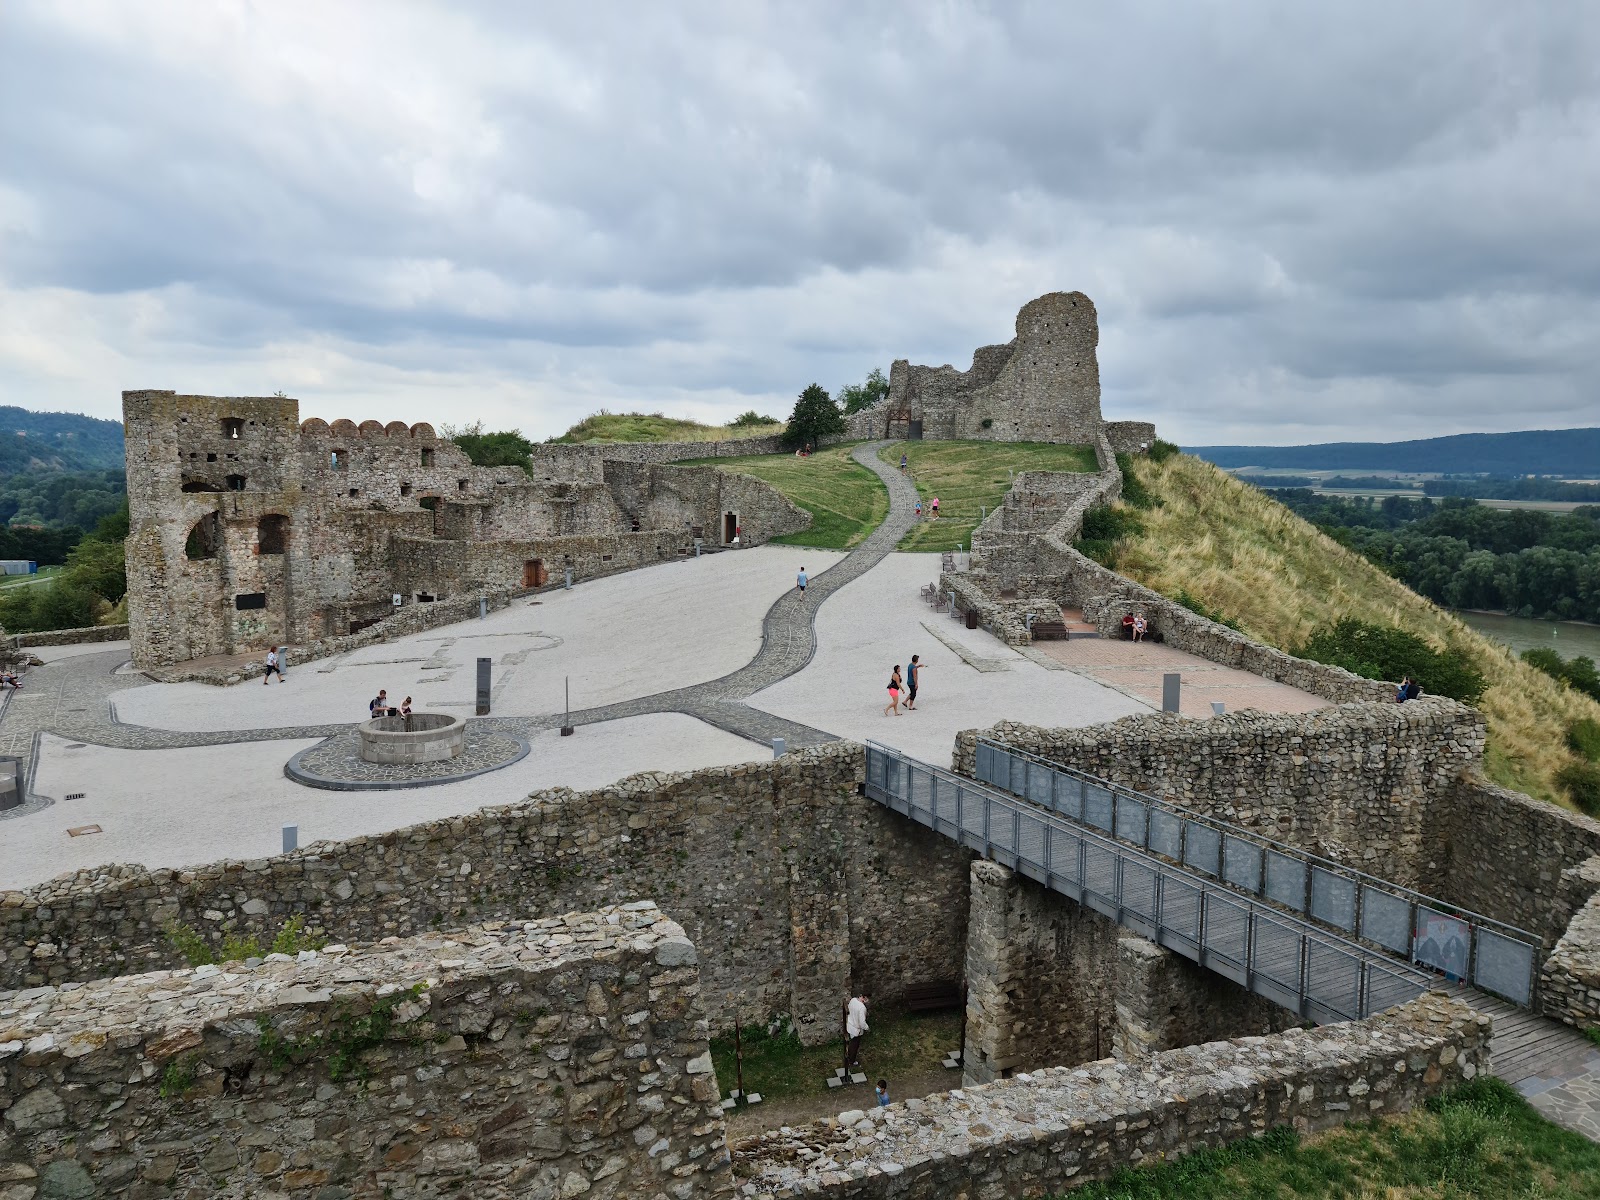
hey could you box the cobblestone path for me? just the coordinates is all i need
[0,441,918,797]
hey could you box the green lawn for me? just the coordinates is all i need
[549,412,783,444]
[887,440,1099,552]
[1065,1078,1600,1200]
[690,442,889,550]
[0,565,61,590]
[710,1010,960,1104]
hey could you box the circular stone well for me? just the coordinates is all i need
[358,713,465,765]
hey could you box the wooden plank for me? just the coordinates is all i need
[1496,1038,1594,1083]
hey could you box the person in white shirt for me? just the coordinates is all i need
[846,992,870,1070]
[263,646,285,685]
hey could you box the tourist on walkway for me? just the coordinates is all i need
[370,689,392,717]
[904,654,924,710]
[797,566,808,596]
[899,453,907,473]
[846,992,870,1070]
[884,666,903,716]
[263,646,285,685]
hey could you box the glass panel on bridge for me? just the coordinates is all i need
[1310,868,1356,932]
[1222,836,1263,893]
[1360,887,1412,954]
[1265,852,1307,911]
[1115,797,1148,846]
[1474,929,1535,1006]
[1413,905,1471,981]
[1084,783,1114,832]
[1148,809,1182,860]
[1183,823,1221,876]
[1027,760,1052,807]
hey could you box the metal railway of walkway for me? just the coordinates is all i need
[865,738,1600,1139]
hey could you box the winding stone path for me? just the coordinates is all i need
[0,442,919,797]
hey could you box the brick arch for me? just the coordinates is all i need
[330,419,360,437]
[410,422,437,439]
[384,420,410,435]
[300,418,330,435]
[358,420,385,435]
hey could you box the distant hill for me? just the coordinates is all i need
[0,406,124,476]
[1186,428,1600,476]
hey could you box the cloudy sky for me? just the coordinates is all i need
[2,2,1597,445]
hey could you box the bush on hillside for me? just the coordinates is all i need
[1115,453,1160,510]
[1558,760,1600,816]
[1074,505,1144,568]
[1147,438,1180,464]
[1297,618,1487,704]
[1570,718,1600,763]
[1174,588,1242,632]
[730,411,780,428]
[783,384,844,450]
[1522,648,1600,702]
[838,368,890,415]
[443,422,535,472]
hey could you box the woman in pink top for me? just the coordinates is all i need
[930,496,940,517]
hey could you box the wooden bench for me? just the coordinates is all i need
[1031,620,1069,640]
[902,980,963,1013]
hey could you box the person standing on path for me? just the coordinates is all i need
[884,665,903,716]
[846,992,870,1070]
[904,654,924,710]
[263,646,285,684]
[899,452,907,473]
[796,566,807,597]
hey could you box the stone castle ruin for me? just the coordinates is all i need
[122,390,807,668]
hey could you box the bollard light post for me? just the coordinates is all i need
[1162,673,1181,713]
[565,568,573,589]
[1211,702,1226,716]
[282,825,298,854]
[476,657,492,716]
[772,737,785,759]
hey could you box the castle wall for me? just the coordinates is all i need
[0,905,734,1199]
[0,746,972,1046]
[735,995,1489,1199]
[122,391,809,668]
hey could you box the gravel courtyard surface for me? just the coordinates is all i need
[3,714,763,888]
[747,553,1152,765]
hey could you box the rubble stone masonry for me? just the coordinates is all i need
[0,904,735,1199]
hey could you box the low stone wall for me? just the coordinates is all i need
[8,623,129,649]
[1427,776,1600,949]
[955,701,1485,891]
[0,904,734,1199]
[528,433,786,470]
[1103,420,1158,454]
[0,746,973,1045]
[1542,862,1600,1029]
[734,994,1487,1198]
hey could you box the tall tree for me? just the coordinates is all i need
[785,384,844,449]
[839,367,890,415]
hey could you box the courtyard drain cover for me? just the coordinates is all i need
[64,792,85,800]
[65,744,86,749]
[66,824,101,837]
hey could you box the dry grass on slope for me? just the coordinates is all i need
[1116,452,1600,805]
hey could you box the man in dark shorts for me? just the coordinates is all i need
[796,566,807,596]
[904,654,924,710]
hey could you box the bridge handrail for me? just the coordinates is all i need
[865,740,1440,1021]
[972,736,1539,1006]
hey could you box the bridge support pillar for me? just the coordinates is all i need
[1112,935,1299,1059]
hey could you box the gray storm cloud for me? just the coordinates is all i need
[1,0,1596,443]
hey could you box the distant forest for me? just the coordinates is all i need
[0,406,124,476]
[1267,490,1600,623]
[1192,427,1600,476]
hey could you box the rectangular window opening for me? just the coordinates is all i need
[234,592,267,610]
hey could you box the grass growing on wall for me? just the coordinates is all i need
[1060,1079,1600,1200]
[690,442,889,550]
[709,1011,959,1104]
[889,440,1099,552]
[550,412,784,444]
[1115,452,1600,805]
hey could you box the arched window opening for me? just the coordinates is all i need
[226,474,246,491]
[185,513,221,561]
[180,479,223,493]
[258,514,289,555]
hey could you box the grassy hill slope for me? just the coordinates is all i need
[683,443,887,550]
[550,412,783,444]
[1117,452,1600,804]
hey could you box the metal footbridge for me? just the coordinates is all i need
[864,738,1542,1024]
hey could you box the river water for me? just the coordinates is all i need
[1457,611,1600,661]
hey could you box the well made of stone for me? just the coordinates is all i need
[357,712,464,764]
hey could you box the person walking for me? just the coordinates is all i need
[263,646,285,684]
[846,991,870,1070]
[899,452,907,473]
[930,496,940,518]
[914,499,923,519]
[883,665,903,716]
[904,654,925,710]
[796,566,808,597]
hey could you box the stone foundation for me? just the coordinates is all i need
[0,904,733,1199]
[735,994,1489,1198]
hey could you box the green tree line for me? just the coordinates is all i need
[0,504,128,633]
[1266,490,1600,623]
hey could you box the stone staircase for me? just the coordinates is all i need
[1059,606,1101,640]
